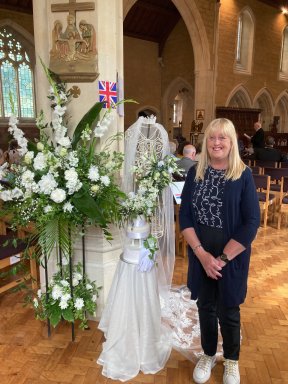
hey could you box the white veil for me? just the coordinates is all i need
[122,116,175,303]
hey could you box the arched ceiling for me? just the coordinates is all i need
[123,0,180,57]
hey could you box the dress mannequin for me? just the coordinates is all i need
[97,116,174,381]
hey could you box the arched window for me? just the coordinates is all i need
[0,26,35,119]
[234,8,254,74]
[280,26,288,80]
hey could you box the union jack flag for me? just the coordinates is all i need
[98,81,117,108]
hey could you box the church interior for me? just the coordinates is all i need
[0,0,288,383]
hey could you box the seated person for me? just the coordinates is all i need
[176,144,197,177]
[176,140,190,158]
[254,136,282,162]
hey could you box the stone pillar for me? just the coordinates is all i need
[32,0,125,318]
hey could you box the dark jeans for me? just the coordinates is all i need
[196,224,241,361]
[197,276,240,360]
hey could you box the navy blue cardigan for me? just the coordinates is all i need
[179,166,260,307]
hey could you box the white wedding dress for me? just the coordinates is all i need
[97,217,172,382]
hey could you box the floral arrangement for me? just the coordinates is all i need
[32,262,101,329]
[0,63,132,256]
[0,62,134,329]
[120,152,181,220]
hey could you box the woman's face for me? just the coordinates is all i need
[206,129,232,163]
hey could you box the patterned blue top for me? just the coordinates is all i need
[192,166,227,228]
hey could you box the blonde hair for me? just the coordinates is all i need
[195,118,246,181]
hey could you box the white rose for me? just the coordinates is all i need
[50,188,66,203]
[36,142,44,151]
[33,153,46,171]
[38,173,58,195]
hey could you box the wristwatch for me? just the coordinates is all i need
[220,252,229,264]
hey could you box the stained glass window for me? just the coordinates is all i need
[0,26,35,118]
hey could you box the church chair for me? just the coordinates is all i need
[0,220,38,294]
[262,168,288,221]
[279,162,288,168]
[252,174,276,228]
[263,167,288,194]
[277,176,288,229]
[174,205,187,258]
[249,165,262,174]
[254,160,278,168]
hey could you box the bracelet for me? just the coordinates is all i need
[192,243,202,253]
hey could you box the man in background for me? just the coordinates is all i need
[176,144,197,176]
[244,121,265,149]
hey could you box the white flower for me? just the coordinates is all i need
[91,185,99,193]
[64,168,82,194]
[88,166,99,182]
[158,161,164,167]
[86,283,93,290]
[0,190,12,201]
[24,151,34,164]
[92,295,97,302]
[50,188,66,203]
[44,205,53,213]
[11,188,23,199]
[51,285,63,300]
[33,153,46,171]
[63,202,73,213]
[66,151,79,167]
[61,293,71,302]
[9,115,19,126]
[33,298,39,308]
[72,278,79,287]
[37,142,44,151]
[38,173,58,195]
[37,289,42,298]
[100,175,110,186]
[60,280,69,287]
[59,300,69,309]
[57,136,71,148]
[21,170,35,185]
[74,298,84,310]
[59,148,68,157]
[73,272,82,281]
[54,105,66,116]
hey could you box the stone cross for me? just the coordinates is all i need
[51,0,95,19]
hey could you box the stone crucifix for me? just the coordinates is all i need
[50,0,98,82]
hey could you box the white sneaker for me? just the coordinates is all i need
[223,359,240,384]
[193,354,216,383]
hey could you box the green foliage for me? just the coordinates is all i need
[30,262,101,329]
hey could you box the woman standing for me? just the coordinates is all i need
[179,118,260,384]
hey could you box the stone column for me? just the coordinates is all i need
[32,0,125,318]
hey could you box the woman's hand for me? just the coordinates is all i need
[198,250,223,280]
